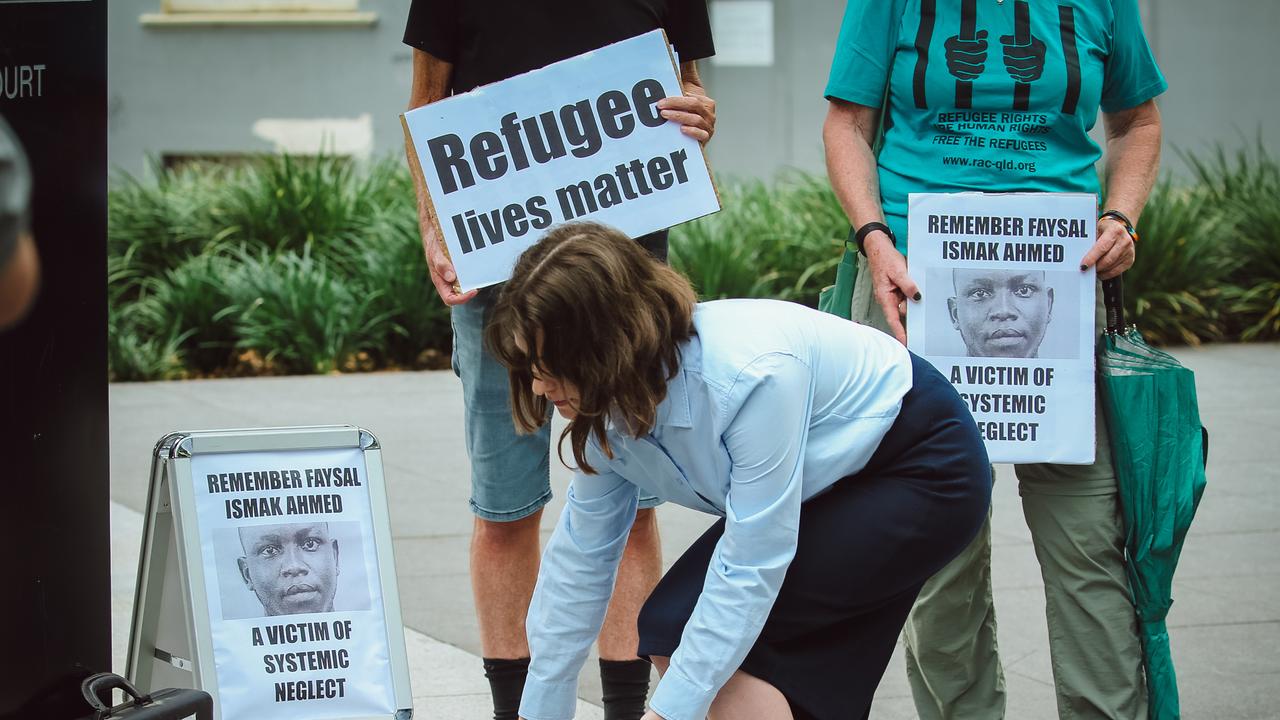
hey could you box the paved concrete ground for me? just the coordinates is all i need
[108,342,1279,719]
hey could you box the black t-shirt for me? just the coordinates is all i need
[403,0,715,94]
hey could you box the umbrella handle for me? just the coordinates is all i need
[1103,276,1125,334]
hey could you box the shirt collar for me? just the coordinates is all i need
[653,349,694,430]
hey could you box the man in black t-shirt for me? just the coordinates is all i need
[402,4,716,720]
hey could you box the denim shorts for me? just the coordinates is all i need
[450,231,667,521]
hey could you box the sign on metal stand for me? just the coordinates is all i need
[127,426,413,720]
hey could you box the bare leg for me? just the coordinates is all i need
[649,656,794,720]
[651,656,669,676]
[709,671,795,720]
[598,508,663,659]
[471,510,543,657]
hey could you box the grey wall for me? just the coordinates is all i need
[698,0,844,179]
[1146,0,1280,173]
[108,0,1280,181]
[108,0,415,177]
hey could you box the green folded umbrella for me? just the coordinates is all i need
[1098,277,1209,720]
[818,238,858,320]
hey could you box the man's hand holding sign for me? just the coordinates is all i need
[404,30,719,301]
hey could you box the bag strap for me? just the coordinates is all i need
[81,673,152,717]
[1102,276,1125,334]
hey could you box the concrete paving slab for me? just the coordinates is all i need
[108,342,1280,718]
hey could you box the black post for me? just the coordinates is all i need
[0,2,110,718]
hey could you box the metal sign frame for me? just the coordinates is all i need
[126,425,413,720]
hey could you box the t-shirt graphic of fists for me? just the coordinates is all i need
[945,29,989,82]
[1002,0,1046,109]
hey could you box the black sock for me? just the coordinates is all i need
[482,657,529,720]
[599,658,652,720]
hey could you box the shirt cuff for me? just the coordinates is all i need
[1100,78,1168,113]
[822,81,885,108]
[518,677,578,720]
[648,667,716,720]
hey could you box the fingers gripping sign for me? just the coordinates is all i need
[423,226,478,306]
[1081,216,1136,280]
[866,235,921,346]
[657,92,716,144]
[659,63,716,145]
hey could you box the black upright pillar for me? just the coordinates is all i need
[0,2,109,718]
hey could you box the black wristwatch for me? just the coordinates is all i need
[853,221,896,257]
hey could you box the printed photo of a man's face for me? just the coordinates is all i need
[948,269,1056,358]
[237,522,340,616]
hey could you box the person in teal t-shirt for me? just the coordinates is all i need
[822,0,1165,718]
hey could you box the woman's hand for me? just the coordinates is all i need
[1081,217,1136,280]
[864,232,920,345]
[641,710,667,720]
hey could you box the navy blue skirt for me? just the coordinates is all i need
[636,352,991,720]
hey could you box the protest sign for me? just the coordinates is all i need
[127,426,412,720]
[402,29,720,290]
[906,192,1097,464]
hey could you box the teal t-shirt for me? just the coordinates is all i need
[825,0,1167,253]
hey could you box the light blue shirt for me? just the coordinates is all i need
[519,299,914,720]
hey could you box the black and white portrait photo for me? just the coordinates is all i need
[924,267,1080,360]
[214,520,372,620]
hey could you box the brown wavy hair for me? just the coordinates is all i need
[485,222,697,474]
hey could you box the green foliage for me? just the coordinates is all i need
[226,247,394,376]
[671,174,847,303]
[107,154,440,381]
[353,215,453,368]
[107,145,1280,381]
[1184,140,1280,341]
[1125,183,1234,346]
[107,303,190,383]
[129,253,241,374]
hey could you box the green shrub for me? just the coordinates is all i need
[1126,182,1234,345]
[671,174,847,303]
[211,154,410,262]
[352,214,453,368]
[129,253,241,374]
[226,247,396,376]
[106,146,1278,381]
[1185,141,1280,340]
[107,304,190,382]
[108,163,236,289]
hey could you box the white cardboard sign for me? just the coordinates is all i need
[906,192,1097,464]
[402,29,720,291]
[192,446,397,720]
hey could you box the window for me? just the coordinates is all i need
[142,0,375,27]
[164,1,359,11]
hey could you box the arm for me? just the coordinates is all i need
[1082,99,1162,279]
[656,61,716,144]
[519,468,640,720]
[404,48,476,305]
[823,100,919,344]
[648,354,813,720]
